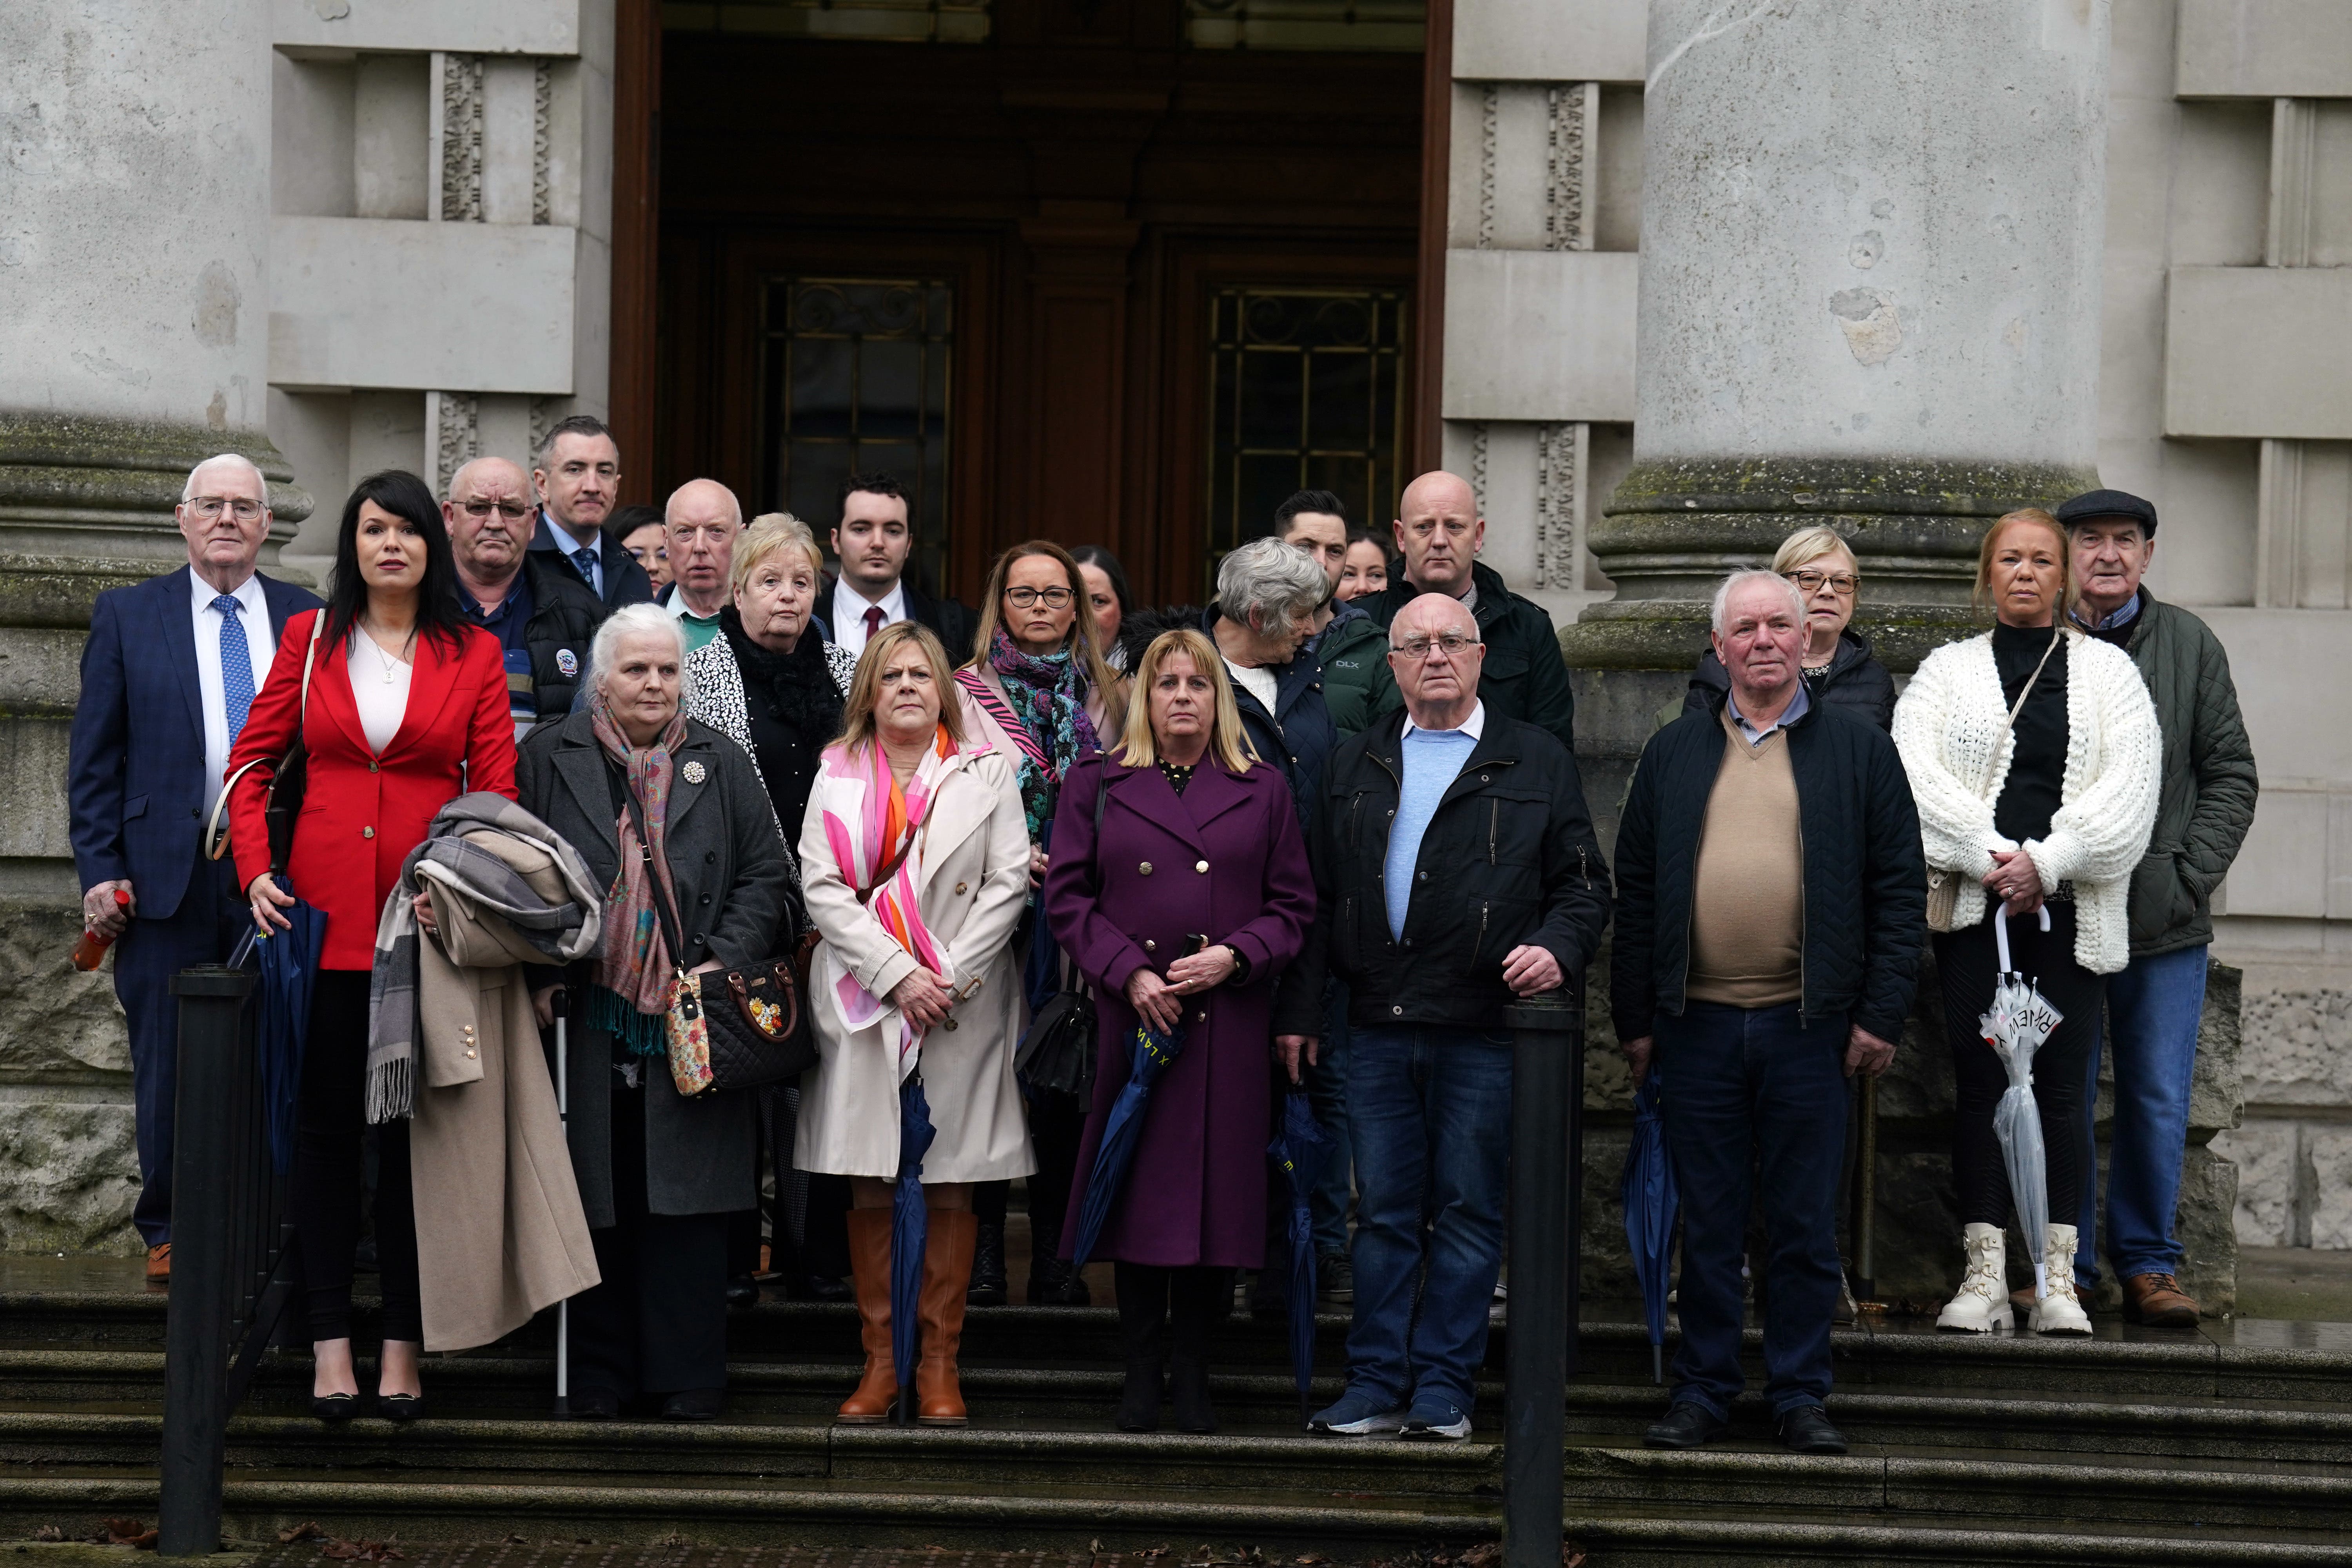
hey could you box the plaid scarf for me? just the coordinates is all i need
[978,627,1098,841]
[586,687,690,1056]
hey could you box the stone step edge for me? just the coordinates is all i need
[1564,1510,2352,1566]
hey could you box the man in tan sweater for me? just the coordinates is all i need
[1612,570,1926,1458]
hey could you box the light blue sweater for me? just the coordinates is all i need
[1385,726,1479,940]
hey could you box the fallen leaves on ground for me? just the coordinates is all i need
[93,1519,156,1549]
[27,1528,62,1543]
[318,1538,405,1561]
[279,1524,327,1544]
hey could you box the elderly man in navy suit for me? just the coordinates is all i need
[68,454,323,1283]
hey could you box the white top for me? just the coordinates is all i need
[1402,700,1486,741]
[1223,659,1279,715]
[831,577,906,660]
[346,634,414,757]
[191,570,274,820]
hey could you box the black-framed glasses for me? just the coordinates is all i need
[1394,632,1477,660]
[1005,586,1074,609]
[1789,570,1858,597]
[457,499,533,520]
[187,496,265,523]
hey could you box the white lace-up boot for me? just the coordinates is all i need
[2029,1224,2093,1335]
[1936,1222,2011,1334]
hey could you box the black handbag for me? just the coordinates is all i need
[206,609,323,878]
[614,758,817,1094]
[1014,762,1105,1102]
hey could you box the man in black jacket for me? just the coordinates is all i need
[822,472,976,666]
[528,415,655,610]
[1276,593,1610,1443]
[447,457,610,730]
[1613,570,1924,1457]
[1339,470,1577,754]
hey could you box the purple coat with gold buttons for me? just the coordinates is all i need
[1043,749,1317,1268]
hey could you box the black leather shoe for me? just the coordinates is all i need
[376,1392,424,1424]
[1028,1256,1091,1306]
[723,1273,760,1308]
[1776,1405,1848,1454]
[569,1387,621,1420]
[1116,1361,1163,1432]
[310,1392,358,1423]
[787,1272,851,1302]
[1642,1403,1726,1450]
[661,1387,726,1421]
[1168,1357,1216,1434]
[967,1222,1008,1307]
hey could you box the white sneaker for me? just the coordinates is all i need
[1936,1223,2011,1334]
[2029,1224,2093,1335]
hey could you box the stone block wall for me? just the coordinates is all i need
[2213,975,2352,1248]
[0,903,139,1255]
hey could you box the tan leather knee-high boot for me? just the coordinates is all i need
[838,1207,897,1423]
[916,1208,977,1426]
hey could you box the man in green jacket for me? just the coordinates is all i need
[1330,471,1577,753]
[2059,489,2259,1326]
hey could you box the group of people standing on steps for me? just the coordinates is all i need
[68,426,2254,1455]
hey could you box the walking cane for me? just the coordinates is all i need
[553,1000,572,1417]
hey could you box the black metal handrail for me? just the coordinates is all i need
[160,963,299,1557]
[1503,985,1584,1568]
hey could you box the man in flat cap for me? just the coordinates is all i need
[2054,488,2258,1326]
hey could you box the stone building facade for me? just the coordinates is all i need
[0,0,2343,1274]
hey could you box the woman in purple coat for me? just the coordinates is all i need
[1043,629,1316,1434]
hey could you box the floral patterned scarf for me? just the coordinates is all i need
[967,627,1099,841]
[585,687,689,1056]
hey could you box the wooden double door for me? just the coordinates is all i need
[649,13,1426,605]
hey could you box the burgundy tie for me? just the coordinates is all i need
[864,605,885,643]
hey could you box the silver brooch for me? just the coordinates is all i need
[682,760,706,784]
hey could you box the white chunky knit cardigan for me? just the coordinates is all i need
[1892,627,2161,975]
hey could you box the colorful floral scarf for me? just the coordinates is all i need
[814,725,973,1080]
[584,687,689,1057]
[967,627,1098,841]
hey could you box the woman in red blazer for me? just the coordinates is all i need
[227,469,517,1422]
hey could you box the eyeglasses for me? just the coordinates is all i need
[187,496,265,523]
[1789,570,1858,597]
[1005,586,1074,609]
[457,499,533,520]
[1393,632,1478,660]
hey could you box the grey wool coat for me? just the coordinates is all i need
[517,710,799,1225]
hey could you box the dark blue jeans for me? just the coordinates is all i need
[1657,1001,1848,1419]
[2073,945,2209,1286]
[1343,1024,1512,1412]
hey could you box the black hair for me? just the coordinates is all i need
[604,503,665,547]
[1345,526,1394,559]
[325,470,471,655]
[838,471,906,508]
[1275,489,1349,532]
[534,414,616,467]
[1069,544,1134,617]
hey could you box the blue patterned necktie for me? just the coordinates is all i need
[572,545,599,593]
[214,595,255,745]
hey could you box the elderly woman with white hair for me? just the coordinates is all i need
[517,602,797,1420]
[1203,534,1339,824]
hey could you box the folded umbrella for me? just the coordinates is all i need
[1980,906,2063,1299]
[1269,1090,1334,1426]
[891,1073,937,1425]
[1069,1020,1187,1268]
[1620,1066,1679,1385]
[234,882,327,1176]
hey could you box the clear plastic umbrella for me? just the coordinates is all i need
[1978,906,2064,1300]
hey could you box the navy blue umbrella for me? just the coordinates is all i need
[1068,1020,1187,1268]
[1269,1090,1334,1426]
[1620,1067,1679,1385]
[234,884,326,1176]
[891,1073,936,1425]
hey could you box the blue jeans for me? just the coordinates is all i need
[1657,1001,1847,1419]
[1343,1024,1513,1412]
[2073,946,2208,1286]
[1307,983,1353,1256]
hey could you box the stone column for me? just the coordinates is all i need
[1563,0,2111,743]
[0,2,309,1251]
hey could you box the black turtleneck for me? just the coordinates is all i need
[720,606,845,834]
[1990,619,2069,847]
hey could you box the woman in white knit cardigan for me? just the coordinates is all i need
[1893,508,2159,1338]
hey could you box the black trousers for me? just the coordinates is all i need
[1936,899,2105,1230]
[292,971,421,1342]
[570,1077,729,1398]
[974,1088,1085,1249]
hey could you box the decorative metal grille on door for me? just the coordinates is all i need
[761,277,953,597]
[1205,287,1407,585]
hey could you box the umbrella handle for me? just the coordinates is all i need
[1993,908,2012,976]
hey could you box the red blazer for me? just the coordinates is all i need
[227,611,518,969]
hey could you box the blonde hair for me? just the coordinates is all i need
[968,541,1124,726]
[1113,630,1254,774]
[1771,524,1858,580]
[839,621,965,755]
[1973,507,2074,617]
[730,512,825,599]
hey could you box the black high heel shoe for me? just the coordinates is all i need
[376,1391,425,1423]
[310,1392,358,1422]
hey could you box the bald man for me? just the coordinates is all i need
[446,456,611,730]
[1327,471,1578,755]
[664,478,743,653]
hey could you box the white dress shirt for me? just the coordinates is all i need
[347,635,413,756]
[831,578,907,661]
[192,570,275,819]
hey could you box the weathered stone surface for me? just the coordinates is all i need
[2307,1131,2352,1251]
[2174,1141,2241,1313]
[0,902,131,1082]
[2215,1120,2300,1247]
[2239,985,2352,1105]
[0,1099,140,1255]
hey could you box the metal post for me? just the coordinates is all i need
[159,964,257,1558]
[1503,987,1582,1568]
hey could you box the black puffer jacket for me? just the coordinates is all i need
[1274,708,1611,1036]
[1611,697,1926,1046]
[1682,627,1896,733]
